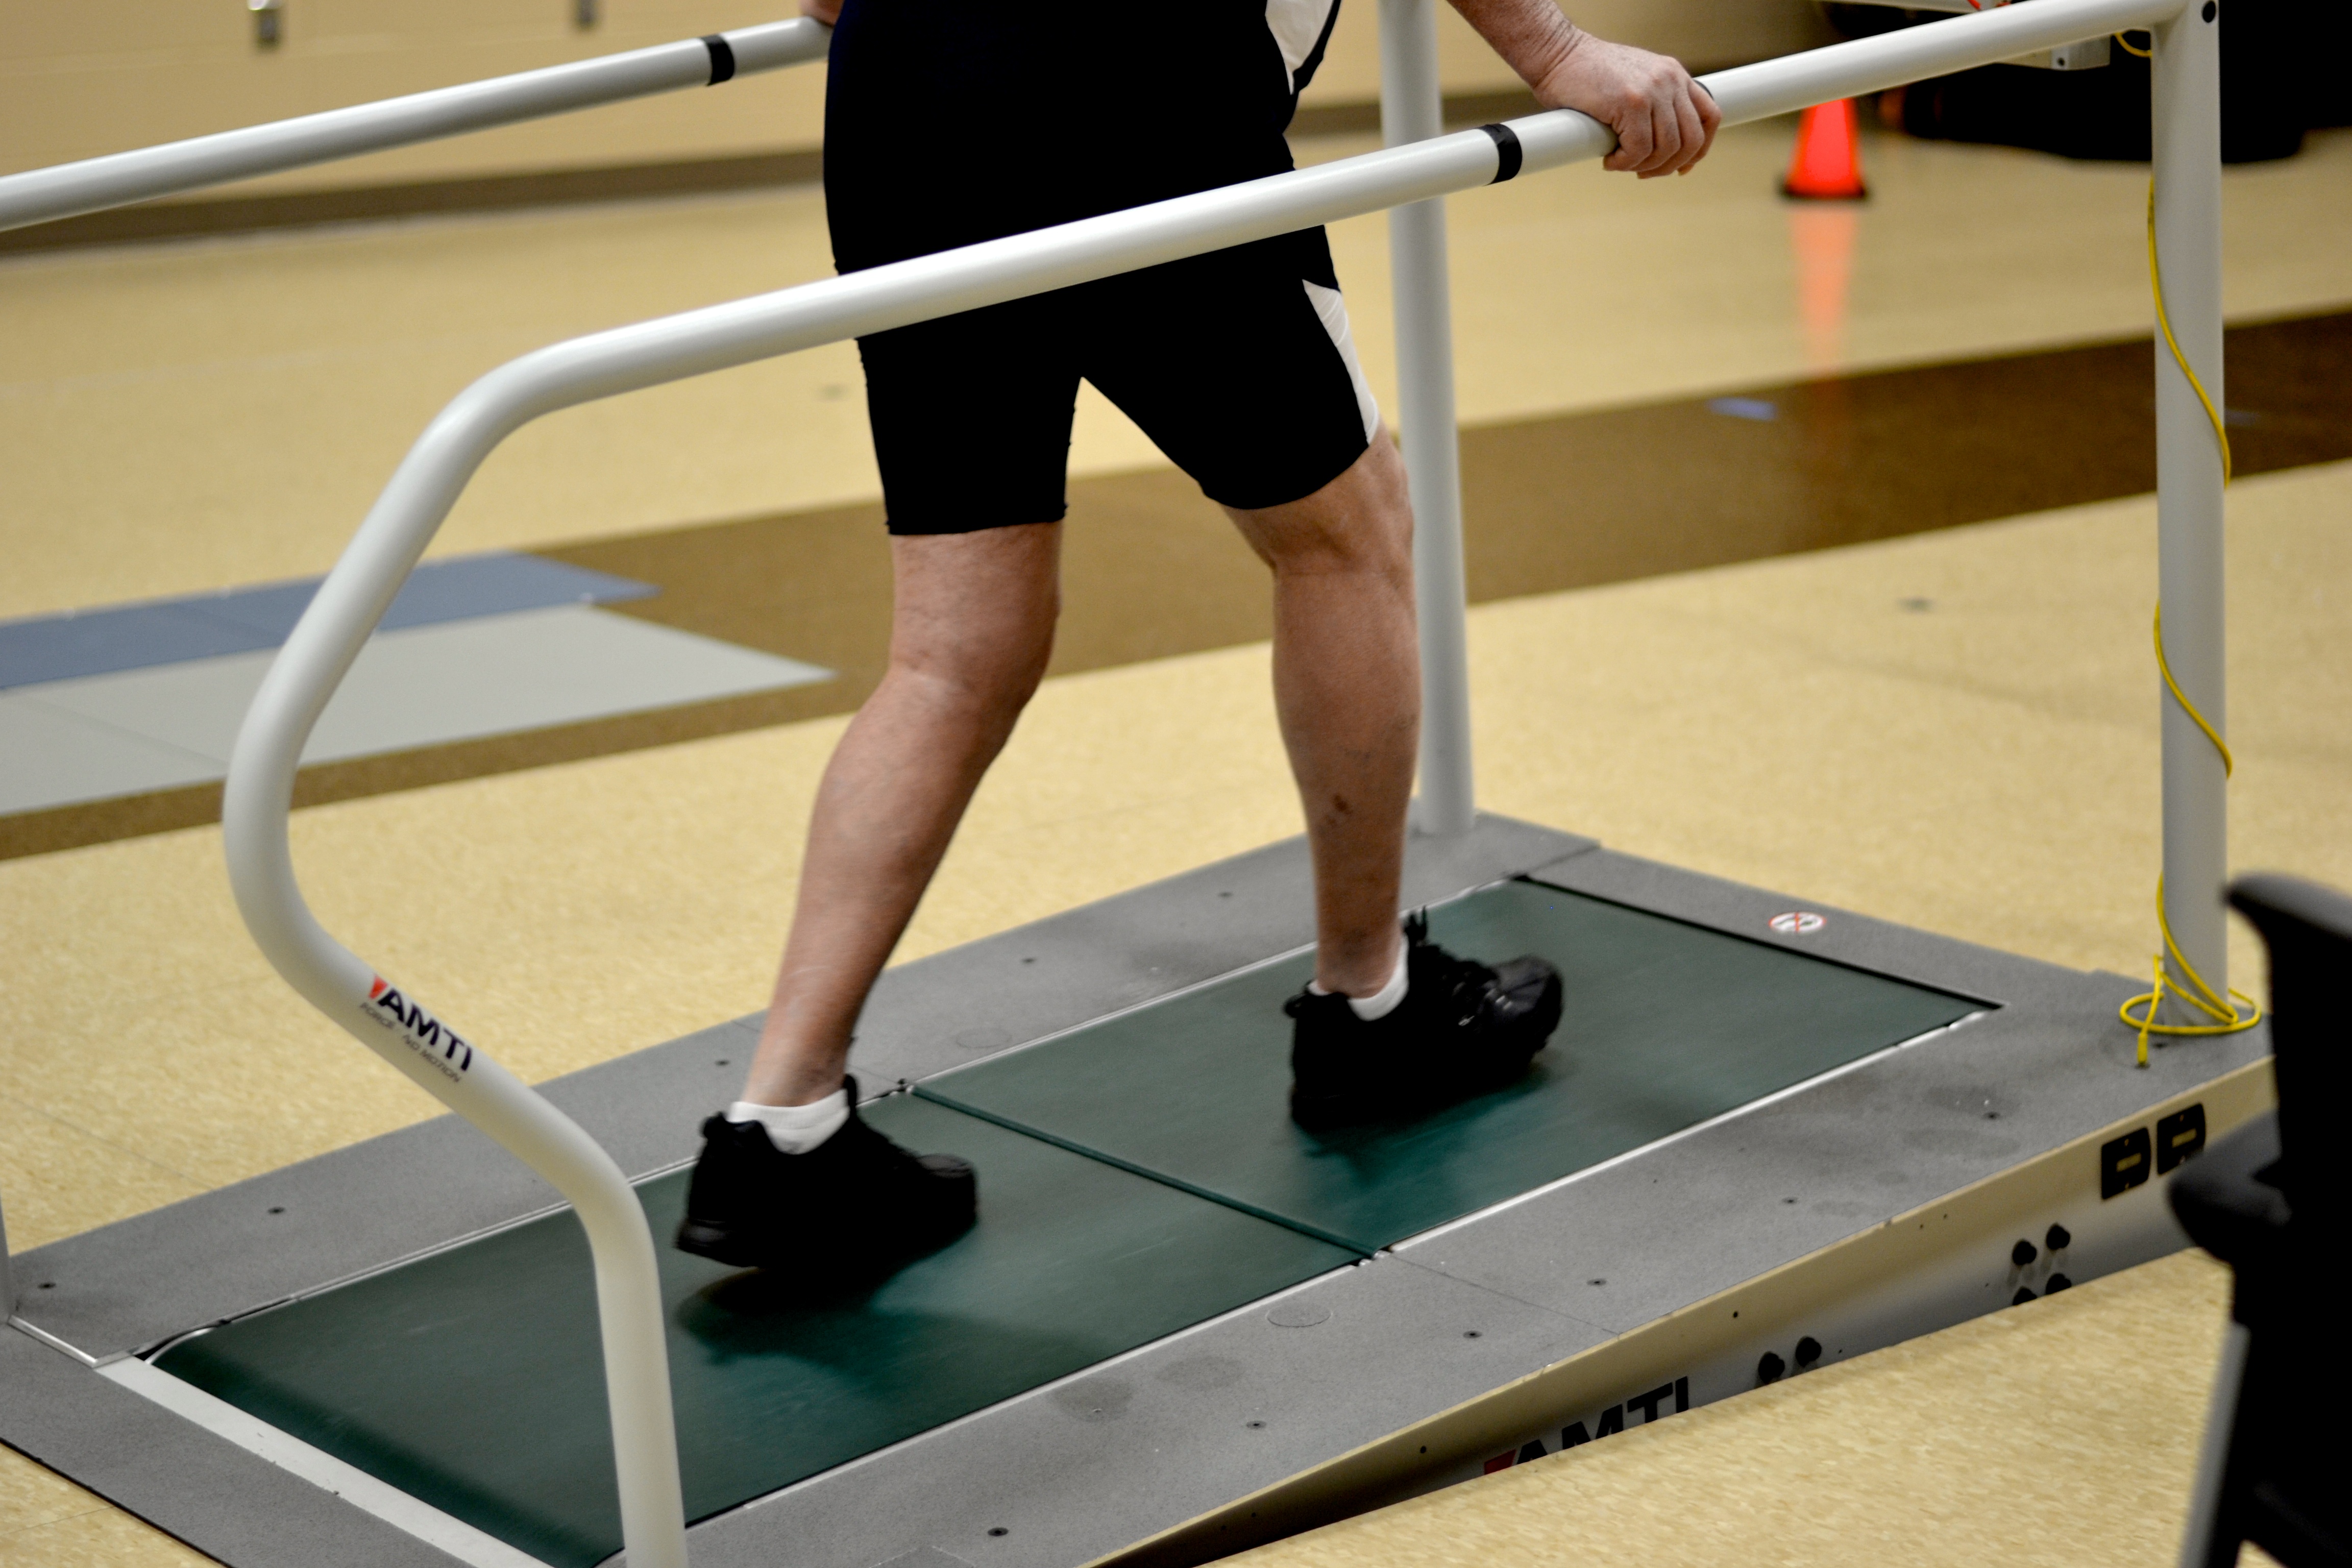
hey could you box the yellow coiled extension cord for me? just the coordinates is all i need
[2118,169,2262,1065]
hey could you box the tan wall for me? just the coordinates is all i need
[1,1,1834,194]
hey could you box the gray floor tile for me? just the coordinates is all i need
[6,608,829,814]
[0,695,226,814]
[190,553,655,643]
[297,606,827,764]
[0,552,656,691]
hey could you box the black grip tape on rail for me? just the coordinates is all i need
[703,34,737,85]
[1480,122,1523,184]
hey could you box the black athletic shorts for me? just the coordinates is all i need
[857,228,1379,532]
[823,0,1372,533]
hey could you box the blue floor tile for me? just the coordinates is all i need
[0,554,656,690]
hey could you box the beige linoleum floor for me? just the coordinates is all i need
[0,1462,211,1568]
[6,124,2350,1568]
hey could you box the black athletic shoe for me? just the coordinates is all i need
[674,1076,975,1272]
[1286,913,1563,1131]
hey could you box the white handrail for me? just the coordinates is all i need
[0,17,830,235]
[1382,0,1478,838]
[219,0,2199,1560]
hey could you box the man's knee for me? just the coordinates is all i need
[891,606,1055,711]
[1238,435,1414,578]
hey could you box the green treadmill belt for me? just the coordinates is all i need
[921,878,1982,1253]
[154,1096,1354,1568]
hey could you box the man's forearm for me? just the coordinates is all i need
[1446,0,1582,94]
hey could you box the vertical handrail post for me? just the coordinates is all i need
[1380,0,1478,837]
[2151,0,2228,1017]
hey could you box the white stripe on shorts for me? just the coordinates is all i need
[1264,0,1340,93]
[1301,279,1381,444]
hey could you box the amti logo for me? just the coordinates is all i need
[363,977,473,1077]
[1483,1377,1689,1474]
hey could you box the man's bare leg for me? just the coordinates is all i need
[738,521,1062,1109]
[736,431,1411,1108]
[1226,431,1419,1000]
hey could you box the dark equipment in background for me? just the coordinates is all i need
[2169,873,2352,1567]
[1820,1,2351,162]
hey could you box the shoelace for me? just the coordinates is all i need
[1401,912,1501,1030]
[1283,913,1499,1024]
[1422,945,1500,1030]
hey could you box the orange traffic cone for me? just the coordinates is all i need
[1782,99,1867,200]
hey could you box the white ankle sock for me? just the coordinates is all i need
[726,1089,849,1155]
[1309,950,1410,1022]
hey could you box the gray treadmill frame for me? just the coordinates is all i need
[2,816,2268,1568]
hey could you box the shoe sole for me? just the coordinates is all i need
[674,1216,769,1269]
